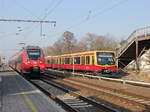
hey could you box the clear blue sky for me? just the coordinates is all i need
[0,0,150,60]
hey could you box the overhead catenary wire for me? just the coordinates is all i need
[0,0,63,39]
[43,0,56,15]
[42,0,64,20]
[46,0,128,39]
[37,0,56,19]
[13,0,39,19]
[20,0,63,42]
[10,0,59,41]
[5,0,62,46]
[37,0,63,39]
[0,0,63,59]
[3,0,41,41]
[67,0,128,30]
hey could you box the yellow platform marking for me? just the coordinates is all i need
[15,79,38,112]
[11,90,41,96]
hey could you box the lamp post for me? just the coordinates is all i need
[73,57,74,74]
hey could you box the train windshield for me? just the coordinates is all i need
[27,50,41,60]
[96,52,115,65]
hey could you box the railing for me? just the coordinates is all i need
[117,26,150,57]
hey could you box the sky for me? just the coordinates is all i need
[0,0,150,61]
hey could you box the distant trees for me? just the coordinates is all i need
[61,31,77,54]
[78,33,118,51]
[44,31,77,56]
[44,31,119,56]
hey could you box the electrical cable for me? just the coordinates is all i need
[13,0,39,19]
[42,0,63,20]
[46,0,128,39]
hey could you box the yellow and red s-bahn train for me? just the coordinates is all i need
[45,51,117,74]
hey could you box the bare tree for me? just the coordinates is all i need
[45,32,118,56]
[61,31,77,54]
[78,33,118,51]
[45,31,77,56]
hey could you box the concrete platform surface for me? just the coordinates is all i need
[0,70,66,112]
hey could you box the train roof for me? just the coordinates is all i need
[45,50,115,58]
[24,45,41,50]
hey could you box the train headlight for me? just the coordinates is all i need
[26,60,30,64]
[40,60,42,64]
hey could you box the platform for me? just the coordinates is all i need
[0,70,66,112]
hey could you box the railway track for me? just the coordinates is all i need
[30,79,116,112]
[45,69,150,88]
[43,72,150,111]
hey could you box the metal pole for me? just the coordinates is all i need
[135,37,139,71]
[40,22,42,37]
[73,57,74,74]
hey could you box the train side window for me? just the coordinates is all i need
[57,58,60,64]
[63,58,65,64]
[61,58,62,64]
[65,58,69,64]
[70,58,73,65]
[74,57,80,65]
[18,55,22,63]
[86,56,90,65]
[67,58,70,64]
[60,58,61,64]
[92,56,94,65]
[54,59,56,64]
[47,60,50,64]
[62,58,64,64]
[56,59,57,64]
[57,58,59,64]
[67,58,69,64]
[56,58,58,64]
[81,56,85,65]
[53,59,55,64]
[64,58,65,64]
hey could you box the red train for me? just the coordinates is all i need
[45,51,117,74]
[9,46,45,78]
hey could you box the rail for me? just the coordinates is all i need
[72,73,150,88]
[31,79,116,112]
[46,69,150,88]
[42,79,116,112]
[44,72,150,111]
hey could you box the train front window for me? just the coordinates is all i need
[96,52,115,65]
[27,50,41,60]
